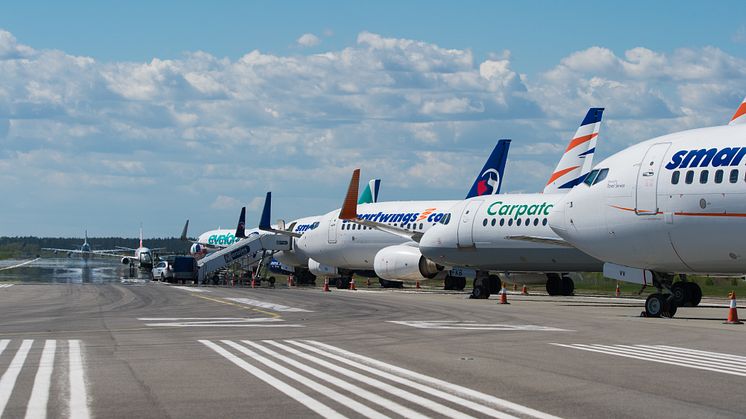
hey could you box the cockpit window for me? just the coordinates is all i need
[583,169,599,186]
[593,168,609,185]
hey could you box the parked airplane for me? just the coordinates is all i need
[416,109,606,297]
[548,97,746,317]
[102,227,161,269]
[292,139,512,290]
[188,179,382,258]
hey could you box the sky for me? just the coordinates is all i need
[1,1,746,237]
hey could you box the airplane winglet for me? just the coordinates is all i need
[259,192,272,231]
[179,220,189,241]
[339,169,360,220]
[235,207,246,238]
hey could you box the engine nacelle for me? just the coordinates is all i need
[308,258,338,277]
[374,245,442,281]
[121,257,132,265]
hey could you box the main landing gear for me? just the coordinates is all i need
[545,273,574,296]
[470,273,501,299]
[643,273,702,318]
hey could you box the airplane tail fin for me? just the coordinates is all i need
[259,192,272,231]
[544,107,604,193]
[84,230,88,244]
[340,169,361,220]
[729,96,746,125]
[179,220,189,241]
[465,139,511,199]
[235,207,247,238]
[358,179,381,204]
[139,225,143,248]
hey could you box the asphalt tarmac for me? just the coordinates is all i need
[0,279,744,419]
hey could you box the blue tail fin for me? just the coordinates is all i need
[259,192,272,231]
[235,207,246,238]
[465,139,511,199]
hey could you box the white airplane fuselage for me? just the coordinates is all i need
[549,124,746,274]
[418,194,603,272]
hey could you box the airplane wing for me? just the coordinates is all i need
[339,169,423,243]
[505,235,574,247]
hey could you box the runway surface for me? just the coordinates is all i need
[0,281,744,418]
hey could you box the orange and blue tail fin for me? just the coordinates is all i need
[729,96,746,125]
[544,107,604,193]
[465,139,511,199]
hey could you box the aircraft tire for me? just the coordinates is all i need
[645,293,664,317]
[560,276,574,296]
[671,282,690,307]
[471,278,490,299]
[545,274,561,296]
[686,282,702,307]
[443,276,454,290]
[662,295,677,318]
[454,277,466,291]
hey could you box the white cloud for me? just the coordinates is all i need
[1,29,746,236]
[297,33,320,47]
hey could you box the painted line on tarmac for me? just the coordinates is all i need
[25,339,55,419]
[0,339,89,419]
[189,294,281,319]
[226,297,313,313]
[203,339,562,419]
[139,317,302,328]
[0,284,15,289]
[200,340,345,419]
[171,286,211,293]
[551,343,746,377]
[300,340,561,419]
[0,258,40,271]
[389,320,571,332]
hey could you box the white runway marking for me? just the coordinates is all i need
[0,340,90,419]
[25,340,56,419]
[0,339,33,416]
[200,340,345,418]
[139,317,302,328]
[202,339,559,419]
[0,258,40,271]
[226,297,313,312]
[552,343,746,377]
[0,284,15,288]
[171,286,211,293]
[68,340,90,419]
[389,320,571,332]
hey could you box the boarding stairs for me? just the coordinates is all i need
[197,233,291,283]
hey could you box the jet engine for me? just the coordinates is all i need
[121,257,132,265]
[308,258,338,277]
[374,245,442,281]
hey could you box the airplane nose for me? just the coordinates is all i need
[548,194,568,233]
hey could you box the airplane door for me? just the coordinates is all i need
[327,218,337,244]
[457,200,484,248]
[635,142,671,215]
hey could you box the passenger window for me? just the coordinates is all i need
[490,219,496,227]
[542,218,548,226]
[715,169,723,184]
[499,219,505,226]
[420,223,424,230]
[685,170,694,184]
[525,218,530,226]
[508,219,513,226]
[533,218,539,226]
[730,169,739,183]
[593,168,609,185]
[671,171,680,185]
[517,218,522,226]
[584,170,599,186]
[699,170,708,184]
[482,219,488,227]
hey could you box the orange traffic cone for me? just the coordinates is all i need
[415,280,421,289]
[498,285,509,304]
[349,278,357,291]
[615,283,621,297]
[323,278,330,292]
[724,291,743,324]
[521,284,528,295]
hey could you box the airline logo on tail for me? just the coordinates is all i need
[466,139,511,199]
[729,96,746,126]
[544,108,604,193]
